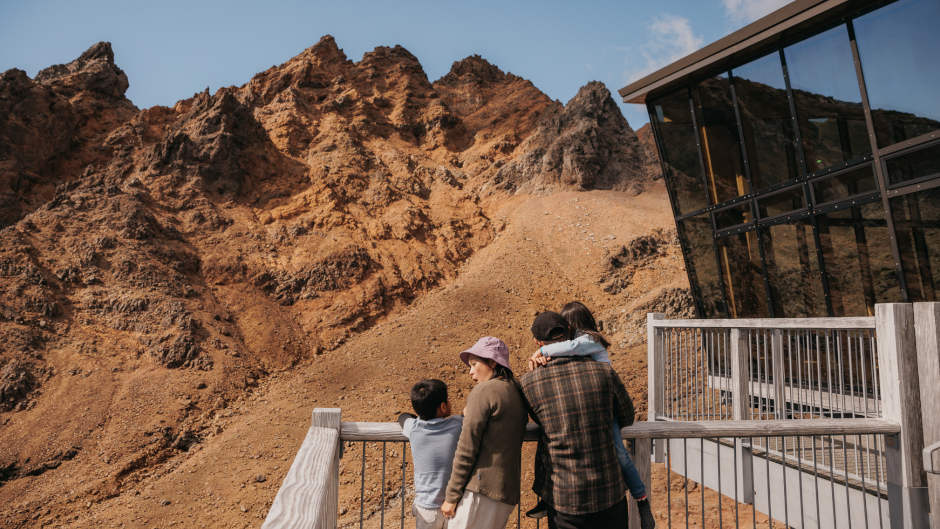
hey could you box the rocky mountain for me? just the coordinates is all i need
[0,36,661,524]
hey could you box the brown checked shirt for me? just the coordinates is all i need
[520,356,635,515]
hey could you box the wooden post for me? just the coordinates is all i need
[648,313,665,463]
[913,302,940,528]
[771,329,787,419]
[262,408,342,529]
[627,438,652,529]
[875,304,928,529]
[731,328,754,504]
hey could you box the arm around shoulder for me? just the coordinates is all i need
[540,334,606,358]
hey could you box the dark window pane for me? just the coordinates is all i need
[817,201,901,315]
[854,0,940,147]
[890,187,940,301]
[757,186,805,219]
[693,74,747,204]
[652,90,709,214]
[885,142,940,187]
[731,52,799,191]
[760,221,827,317]
[714,202,753,230]
[785,25,870,173]
[716,231,770,317]
[679,215,726,317]
[811,164,877,204]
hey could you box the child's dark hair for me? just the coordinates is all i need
[410,379,448,420]
[560,301,611,348]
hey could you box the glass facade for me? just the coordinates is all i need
[731,52,799,191]
[785,25,870,173]
[646,0,940,317]
[890,186,940,301]
[652,89,710,214]
[854,0,940,147]
[693,75,747,204]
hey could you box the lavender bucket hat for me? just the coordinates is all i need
[459,336,510,369]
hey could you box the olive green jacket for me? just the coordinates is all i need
[444,377,528,505]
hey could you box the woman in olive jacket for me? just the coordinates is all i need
[441,336,528,529]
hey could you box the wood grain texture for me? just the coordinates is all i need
[649,317,874,329]
[263,409,341,529]
[340,418,899,442]
[876,303,930,529]
[771,330,786,420]
[647,313,665,463]
[730,328,749,421]
[913,302,940,526]
[876,304,925,487]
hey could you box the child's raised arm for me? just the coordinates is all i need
[538,334,607,361]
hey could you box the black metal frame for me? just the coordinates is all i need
[646,0,940,317]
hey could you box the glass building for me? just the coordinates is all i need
[620,0,940,318]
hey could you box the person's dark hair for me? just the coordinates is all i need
[491,362,515,381]
[560,301,611,348]
[410,379,448,420]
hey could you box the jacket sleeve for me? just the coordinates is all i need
[610,368,635,427]
[397,413,416,429]
[540,334,606,359]
[444,384,492,504]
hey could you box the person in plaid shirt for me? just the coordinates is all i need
[520,311,636,529]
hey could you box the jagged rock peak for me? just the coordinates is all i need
[359,44,425,71]
[299,34,349,65]
[564,81,621,118]
[34,41,129,99]
[437,55,520,86]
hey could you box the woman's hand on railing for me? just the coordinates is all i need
[440,501,457,518]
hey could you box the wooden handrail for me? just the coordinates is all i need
[648,316,875,329]
[263,409,341,529]
[339,418,900,442]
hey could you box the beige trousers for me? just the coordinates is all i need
[413,504,447,529]
[447,490,515,529]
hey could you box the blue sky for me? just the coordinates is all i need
[0,0,792,129]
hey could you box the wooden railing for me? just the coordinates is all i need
[261,303,940,529]
[261,409,899,529]
[646,303,937,529]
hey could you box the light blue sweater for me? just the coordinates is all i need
[401,415,463,509]
[539,333,609,363]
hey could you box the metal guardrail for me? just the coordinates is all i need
[646,306,932,529]
[262,303,940,529]
[262,412,899,529]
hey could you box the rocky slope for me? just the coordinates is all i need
[0,36,675,527]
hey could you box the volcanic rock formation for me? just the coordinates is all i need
[0,35,660,523]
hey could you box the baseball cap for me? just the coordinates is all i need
[530,311,571,342]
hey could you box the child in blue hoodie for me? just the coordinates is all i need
[526,301,654,529]
[398,379,463,529]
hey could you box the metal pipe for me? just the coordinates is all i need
[400,441,406,529]
[360,441,366,529]
[381,441,387,529]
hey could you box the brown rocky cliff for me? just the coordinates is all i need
[0,36,661,525]
[0,42,137,228]
[636,123,663,181]
[492,81,649,193]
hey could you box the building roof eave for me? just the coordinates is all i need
[619,0,852,105]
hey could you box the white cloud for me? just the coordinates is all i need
[722,0,793,23]
[623,14,704,82]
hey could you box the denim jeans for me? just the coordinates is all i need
[612,421,646,499]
